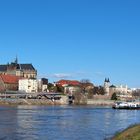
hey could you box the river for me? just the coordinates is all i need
[0,105,140,140]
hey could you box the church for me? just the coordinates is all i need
[0,57,37,79]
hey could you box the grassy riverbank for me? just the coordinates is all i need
[112,124,140,140]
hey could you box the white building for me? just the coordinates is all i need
[38,78,48,92]
[19,79,38,93]
[115,85,128,94]
[104,78,110,95]
[64,86,81,94]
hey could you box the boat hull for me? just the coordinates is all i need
[112,106,140,110]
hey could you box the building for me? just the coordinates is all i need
[19,79,38,93]
[64,85,81,94]
[109,83,133,100]
[56,80,81,87]
[115,85,128,94]
[109,84,130,94]
[104,78,110,95]
[38,78,48,92]
[0,74,22,92]
[41,78,48,92]
[109,85,116,96]
[0,58,37,79]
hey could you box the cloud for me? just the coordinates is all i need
[52,73,72,79]
[75,71,89,76]
[38,73,73,79]
[94,72,105,77]
[38,71,94,80]
[51,71,90,79]
[37,74,49,79]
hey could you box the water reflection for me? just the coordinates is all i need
[0,106,18,140]
[0,106,140,140]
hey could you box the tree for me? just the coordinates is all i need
[111,92,118,100]
[80,79,94,94]
[47,83,56,92]
[98,86,105,95]
[73,92,87,105]
[93,86,105,95]
[56,85,64,93]
[132,90,140,97]
[87,88,94,99]
[93,87,99,95]
[80,79,91,84]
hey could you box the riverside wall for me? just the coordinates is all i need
[0,97,114,106]
[87,99,114,106]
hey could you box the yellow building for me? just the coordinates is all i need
[0,58,37,79]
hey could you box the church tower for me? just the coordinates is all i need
[104,78,110,95]
[15,55,18,64]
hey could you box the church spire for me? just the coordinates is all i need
[107,78,110,83]
[105,78,108,82]
[15,55,18,64]
[105,78,110,83]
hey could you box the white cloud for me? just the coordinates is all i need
[38,71,94,80]
[52,73,72,79]
[94,72,105,77]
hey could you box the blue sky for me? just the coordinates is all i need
[0,0,140,87]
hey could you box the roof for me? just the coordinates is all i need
[41,78,48,84]
[0,63,35,71]
[20,64,35,70]
[0,74,22,84]
[56,80,81,86]
[110,85,116,88]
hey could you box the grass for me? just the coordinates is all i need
[112,124,140,140]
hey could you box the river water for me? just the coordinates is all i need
[0,105,140,140]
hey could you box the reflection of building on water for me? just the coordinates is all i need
[0,106,18,139]
[16,106,39,139]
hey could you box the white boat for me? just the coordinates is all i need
[112,101,140,109]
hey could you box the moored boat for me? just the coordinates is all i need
[112,101,140,109]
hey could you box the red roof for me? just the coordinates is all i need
[56,80,81,86]
[0,74,22,84]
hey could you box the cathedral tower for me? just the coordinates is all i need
[104,78,110,95]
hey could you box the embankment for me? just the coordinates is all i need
[112,124,140,140]
[0,98,114,106]
[87,99,114,106]
[0,97,68,106]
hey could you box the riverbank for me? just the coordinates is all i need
[0,98,115,106]
[112,124,140,140]
[87,99,114,106]
[0,98,68,106]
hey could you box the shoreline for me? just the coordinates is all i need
[87,99,114,106]
[112,124,140,140]
[0,98,114,106]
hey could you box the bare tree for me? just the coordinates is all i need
[93,86,105,95]
[73,92,87,105]
[80,79,91,84]
[132,90,140,98]
[80,79,94,94]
